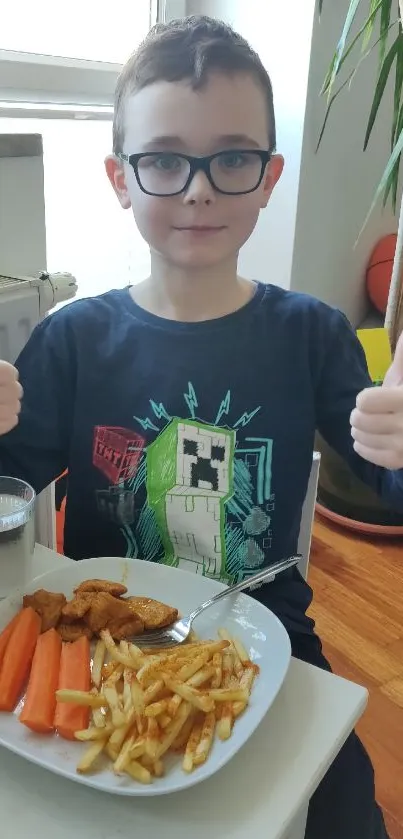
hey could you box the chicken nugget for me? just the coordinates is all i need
[84,592,135,634]
[57,621,93,642]
[23,589,67,633]
[61,593,93,623]
[106,615,144,641]
[74,579,127,597]
[125,596,178,630]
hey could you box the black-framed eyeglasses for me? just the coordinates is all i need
[117,149,271,197]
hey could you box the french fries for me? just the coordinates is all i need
[183,714,204,772]
[161,673,215,713]
[194,711,216,767]
[217,650,234,741]
[145,716,160,759]
[103,684,126,727]
[76,737,108,773]
[75,724,114,741]
[100,630,137,669]
[91,639,106,689]
[55,689,106,708]
[54,628,259,785]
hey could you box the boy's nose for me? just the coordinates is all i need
[182,170,216,205]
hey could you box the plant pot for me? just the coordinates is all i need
[315,432,403,531]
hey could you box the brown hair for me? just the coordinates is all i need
[113,15,276,155]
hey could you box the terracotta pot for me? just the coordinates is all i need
[315,433,403,532]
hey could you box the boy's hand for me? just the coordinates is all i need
[0,361,23,435]
[351,332,403,469]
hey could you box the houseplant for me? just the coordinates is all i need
[318,0,403,347]
[315,0,403,529]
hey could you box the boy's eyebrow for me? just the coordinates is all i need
[139,134,264,152]
[140,135,185,150]
[213,134,263,149]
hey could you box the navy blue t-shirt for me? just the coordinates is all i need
[1,282,403,633]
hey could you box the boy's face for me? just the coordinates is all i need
[106,72,283,271]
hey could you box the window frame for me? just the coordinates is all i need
[0,0,187,120]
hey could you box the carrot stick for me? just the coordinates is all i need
[54,636,91,740]
[0,612,22,672]
[19,628,62,734]
[0,607,41,712]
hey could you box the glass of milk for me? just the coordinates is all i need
[0,477,36,598]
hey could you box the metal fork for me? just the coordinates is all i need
[135,554,301,648]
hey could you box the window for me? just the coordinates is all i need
[0,1,186,300]
[0,0,157,116]
[0,116,151,299]
[0,1,153,64]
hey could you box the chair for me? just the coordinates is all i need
[297,452,321,579]
[35,485,56,550]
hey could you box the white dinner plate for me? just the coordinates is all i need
[0,557,291,796]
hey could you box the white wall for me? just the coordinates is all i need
[291,2,399,325]
[187,0,316,289]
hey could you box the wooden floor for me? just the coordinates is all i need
[308,518,403,839]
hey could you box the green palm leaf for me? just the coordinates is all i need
[316,73,356,152]
[363,34,400,150]
[319,1,403,341]
[323,0,362,101]
[391,23,403,147]
[362,0,383,51]
[317,19,398,153]
[384,97,403,209]
[379,0,393,65]
[320,0,403,213]
[321,0,383,97]
[358,120,403,239]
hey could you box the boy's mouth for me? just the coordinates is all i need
[173,225,226,233]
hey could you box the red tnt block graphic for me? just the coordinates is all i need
[93,426,145,484]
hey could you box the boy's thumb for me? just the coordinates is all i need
[382,332,403,388]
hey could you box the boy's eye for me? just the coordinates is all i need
[150,154,183,172]
[218,152,251,169]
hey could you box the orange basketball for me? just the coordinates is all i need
[366,233,397,314]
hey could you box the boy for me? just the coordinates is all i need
[0,15,402,837]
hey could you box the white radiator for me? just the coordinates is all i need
[0,273,77,549]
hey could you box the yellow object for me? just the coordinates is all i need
[356,327,392,385]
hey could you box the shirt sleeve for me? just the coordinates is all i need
[315,308,403,513]
[0,312,75,493]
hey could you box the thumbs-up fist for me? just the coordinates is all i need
[0,361,23,436]
[350,332,403,469]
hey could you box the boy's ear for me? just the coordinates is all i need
[260,154,284,208]
[105,155,132,209]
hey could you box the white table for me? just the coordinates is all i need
[0,545,368,839]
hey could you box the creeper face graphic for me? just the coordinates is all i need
[147,419,234,577]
